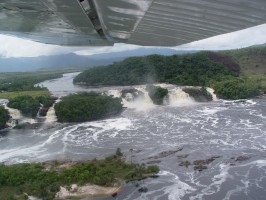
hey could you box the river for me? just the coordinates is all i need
[1,73,266,200]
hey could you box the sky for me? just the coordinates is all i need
[1,23,266,58]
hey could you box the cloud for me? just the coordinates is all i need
[1,23,266,58]
[0,35,86,58]
[74,43,141,56]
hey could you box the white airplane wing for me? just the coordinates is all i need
[1,0,266,46]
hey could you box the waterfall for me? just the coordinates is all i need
[106,89,122,98]
[167,87,196,107]
[122,86,155,111]
[3,104,35,127]
[105,84,217,111]
[45,99,61,123]
[206,87,218,101]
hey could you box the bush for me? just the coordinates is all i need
[146,85,168,105]
[55,92,123,122]
[213,78,260,100]
[183,87,213,102]
[0,106,9,129]
[146,165,160,173]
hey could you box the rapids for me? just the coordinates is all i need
[0,73,266,200]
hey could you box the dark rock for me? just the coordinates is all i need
[146,148,183,160]
[177,154,189,159]
[192,156,221,172]
[194,165,208,172]
[235,156,250,162]
[112,192,118,197]
[146,160,161,164]
[138,187,148,193]
[179,160,191,168]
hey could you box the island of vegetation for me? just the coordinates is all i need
[183,87,213,102]
[146,85,169,105]
[7,95,54,118]
[0,106,9,130]
[74,47,266,100]
[54,92,123,123]
[0,149,159,200]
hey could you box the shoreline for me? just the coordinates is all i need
[0,155,159,199]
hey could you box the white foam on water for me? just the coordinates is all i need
[106,89,122,98]
[246,99,256,105]
[62,117,134,145]
[159,171,196,200]
[190,164,231,200]
[198,106,227,115]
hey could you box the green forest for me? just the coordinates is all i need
[55,92,123,123]
[0,106,9,129]
[75,47,266,100]
[0,150,159,200]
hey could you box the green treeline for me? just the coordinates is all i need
[55,92,123,123]
[74,52,234,87]
[7,95,53,118]
[146,85,168,105]
[0,71,63,92]
[0,106,9,129]
[75,50,264,99]
[0,151,159,200]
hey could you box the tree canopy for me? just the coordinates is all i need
[54,92,123,123]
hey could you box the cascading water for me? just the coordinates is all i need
[206,87,218,101]
[167,87,196,107]
[3,103,35,127]
[105,84,199,111]
[45,99,61,123]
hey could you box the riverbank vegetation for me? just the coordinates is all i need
[55,92,123,123]
[0,106,9,129]
[0,71,64,92]
[183,87,213,102]
[75,47,266,100]
[146,85,168,105]
[0,150,159,200]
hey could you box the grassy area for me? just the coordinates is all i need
[0,150,159,200]
[223,46,266,92]
[0,90,50,100]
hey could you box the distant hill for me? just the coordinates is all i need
[0,48,195,72]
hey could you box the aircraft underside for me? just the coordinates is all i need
[1,0,266,46]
